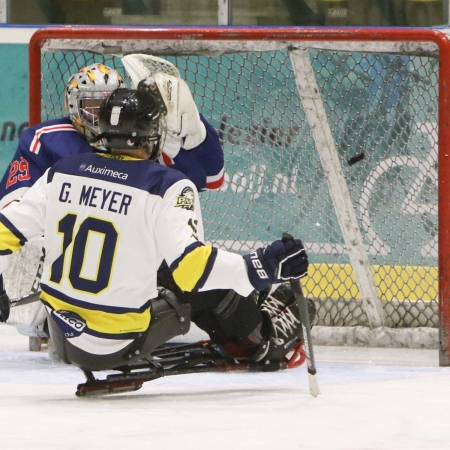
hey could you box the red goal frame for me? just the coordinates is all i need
[28,26,450,365]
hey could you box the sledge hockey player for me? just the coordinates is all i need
[0,58,225,342]
[0,85,310,374]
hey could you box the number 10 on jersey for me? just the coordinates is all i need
[50,213,118,294]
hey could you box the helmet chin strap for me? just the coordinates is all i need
[73,121,96,140]
[88,132,105,144]
[73,121,107,152]
[145,139,161,161]
[86,132,110,153]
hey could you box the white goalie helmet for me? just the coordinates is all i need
[65,63,125,136]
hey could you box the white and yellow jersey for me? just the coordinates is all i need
[0,153,253,355]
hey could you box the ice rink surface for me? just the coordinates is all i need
[0,324,449,450]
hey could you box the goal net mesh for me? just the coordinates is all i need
[20,34,440,347]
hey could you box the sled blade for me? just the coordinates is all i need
[76,379,144,397]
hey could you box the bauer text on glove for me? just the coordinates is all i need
[243,238,308,291]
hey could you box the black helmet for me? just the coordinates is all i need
[95,86,167,159]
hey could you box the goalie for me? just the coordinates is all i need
[0,56,224,341]
[0,86,310,370]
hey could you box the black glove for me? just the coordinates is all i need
[0,274,10,323]
[243,235,308,291]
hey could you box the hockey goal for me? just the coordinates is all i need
[23,26,450,365]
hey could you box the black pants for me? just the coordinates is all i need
[157,261,263,347]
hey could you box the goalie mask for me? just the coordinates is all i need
[65,63,125,137]
[96,85,167,160]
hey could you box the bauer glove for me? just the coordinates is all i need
[0,274,10,323]
[243,236,308,291]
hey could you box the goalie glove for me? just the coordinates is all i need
[122,54,206,159]
[155,73,206,158]
[0,274,10,323]
[122,54,181,87]
[243,237,309,291]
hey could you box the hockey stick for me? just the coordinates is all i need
[10,291,41,308]
[290,278,320,397]
[282,232,320,397]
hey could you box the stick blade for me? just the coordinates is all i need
[308,372,320,397]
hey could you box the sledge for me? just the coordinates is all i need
[75,340,306,397]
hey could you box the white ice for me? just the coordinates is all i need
[1,324,449,450]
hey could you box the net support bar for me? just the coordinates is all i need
[290,48,386,328]
[218,0,231,25]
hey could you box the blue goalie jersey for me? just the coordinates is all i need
[0,115,224,209]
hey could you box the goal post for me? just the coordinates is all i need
[25,26,450,365]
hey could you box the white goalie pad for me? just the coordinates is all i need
[3,242,46,336]
[122,54,206,158]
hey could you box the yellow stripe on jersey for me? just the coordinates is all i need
[172,245,213,292]
[41,290,151,335]
[0,222,24,253]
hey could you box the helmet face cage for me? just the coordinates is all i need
[142,115,166,160]
[65,63,125,136]
[97,87,167,160]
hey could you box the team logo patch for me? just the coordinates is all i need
[175,187,195,211]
